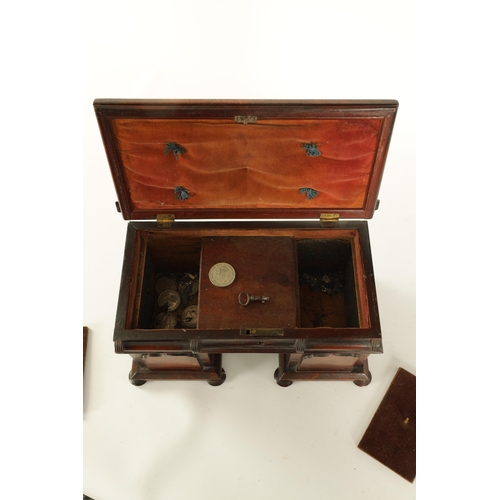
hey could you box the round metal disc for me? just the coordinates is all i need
[182,305,198,328]
[155,276,177,294]
[208,263,236,287]
[158,289,181,311]
[153,312,177,329]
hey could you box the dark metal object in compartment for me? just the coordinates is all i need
[158,289,181,311]
[177,273,199,305]
[182,305,198,328]
[155,276,177,293]
[301,271,343,295]
[154,312,177,329]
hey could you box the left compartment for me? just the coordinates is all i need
[121,226,226,386]
[128,230,202,331]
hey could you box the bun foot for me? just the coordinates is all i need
[354,370,372,387]
[130,379,147,386]
[274,368,293,387]
[208,369,226,387]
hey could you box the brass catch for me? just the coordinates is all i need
[157,214,175,227]
[320,213,340,224]
[234,115,258,125]
[240,327,284,337]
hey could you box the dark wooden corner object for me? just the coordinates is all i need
[358,367,416,482]
[83,326,89,372]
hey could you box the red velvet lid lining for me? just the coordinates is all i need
[94,100,398,220]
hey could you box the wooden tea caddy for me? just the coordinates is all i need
[94,99,398,387]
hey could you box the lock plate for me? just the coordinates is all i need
[240,327,285,337]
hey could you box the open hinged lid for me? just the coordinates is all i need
[94,99,398,220]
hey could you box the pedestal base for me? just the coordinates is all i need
[128,354,226,387]
[274,353,372,387]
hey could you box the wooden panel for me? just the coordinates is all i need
[358,368,416,482]
[298,354,358,371]
[198,236,297,329]
[142,355,201,371]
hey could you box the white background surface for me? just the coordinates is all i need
[5,1,500,499]
[83,2,415,499]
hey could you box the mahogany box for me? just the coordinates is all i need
[94,99,398,387]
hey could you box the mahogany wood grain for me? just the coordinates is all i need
[198,236,297,329]
[358,368,416,480]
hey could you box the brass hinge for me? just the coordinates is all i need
[320,213,340,225]
[157,214,175,227]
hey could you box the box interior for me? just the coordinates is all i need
[129,229,366,331]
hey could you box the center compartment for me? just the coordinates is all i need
[198,236,298,330]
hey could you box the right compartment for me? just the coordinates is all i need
[296,238,361,329]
